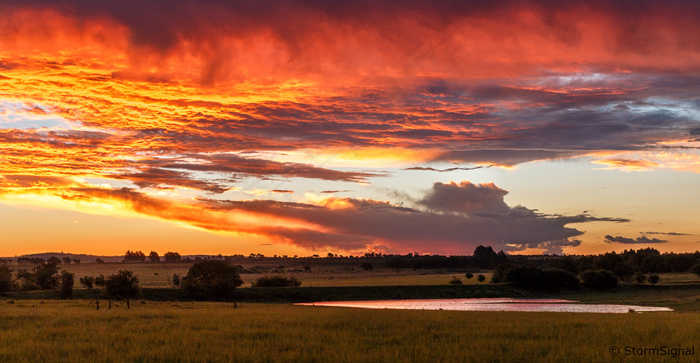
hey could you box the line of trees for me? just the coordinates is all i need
[125,250,181,263]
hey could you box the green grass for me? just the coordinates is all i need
[0,300,697,362]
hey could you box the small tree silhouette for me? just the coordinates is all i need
[60,270,74,299]
[648,274,660,285]
[104,270,140,308]
[182,260,242,300]
[79,276,95,289]
[0,265,12,295]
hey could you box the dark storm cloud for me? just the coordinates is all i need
[644,231,692,236]
[403,166,490,172]
[604,235,668,244]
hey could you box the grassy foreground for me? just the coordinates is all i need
[0,300,698,362]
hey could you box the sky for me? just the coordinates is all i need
[0,0,699,257]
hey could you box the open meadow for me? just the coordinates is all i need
[18,261,495,288]
[3,260,700,361]
[0,300,698,362]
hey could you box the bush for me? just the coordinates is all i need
[60,270,74,299]
[360,263,374,271]
[634,272,647,285]
[449,276,463,285]
[690,263,700,277]
[648,274,660,285]
[19,281,41,291]
[252,275,302,287]
[182,260,243,300]
[0,265,12,295]
[465,272,474,279]
[477,274,486,282]
[579,270,618,290]
[501,266,579,291]
[172,273,181,287]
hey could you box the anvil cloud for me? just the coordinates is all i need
[0,0,698,255]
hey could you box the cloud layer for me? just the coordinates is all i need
[0,1,698,253]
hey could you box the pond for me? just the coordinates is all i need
[295,298,673,313]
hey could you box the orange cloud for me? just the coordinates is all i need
[1,0,699,254]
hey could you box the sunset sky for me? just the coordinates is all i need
[1,0,699,257]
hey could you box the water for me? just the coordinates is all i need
[296,298,673,313]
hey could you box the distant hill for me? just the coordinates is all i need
[1,252,222,263]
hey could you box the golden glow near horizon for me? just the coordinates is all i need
[1,1,699,256]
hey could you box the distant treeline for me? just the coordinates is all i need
[385,246,509,269]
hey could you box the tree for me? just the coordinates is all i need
[648,274,660,285]
[182,260,243,300]
[690,263,700,277]
[0,265,12,295]
[123,250,146,263]
[60,270,74,299]
[477,274,486,282]
[95,258,105,264]
[449,276,463,285]
[94,274,106,287]
[634,272,647,285]
[47,256,61,265]
[148,251,160,263]
[171,273,181,287]
[465,272,474,279]
[62,257,72,264]
[33,263,60,290]
[79,276,95,289]
[579,270,618,290]
[104,270,140,308]
[164,251,181,262]
[360,262,373,271]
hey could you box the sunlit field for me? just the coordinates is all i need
[0,300,697,362]
[26,261,495,288]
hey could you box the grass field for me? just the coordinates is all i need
[3,262,700,361]
[0,300,697,362]
[16,261,496,288]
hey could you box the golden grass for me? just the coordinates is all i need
[48,262,495,288]
[0,300,697,362]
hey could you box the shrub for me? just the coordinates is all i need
[360,263,374,271]
[252,275,302,287]
[182,260,243,300]
[449,276,463,285]
[501,266,579,291]
[634,272,647,285]
[19,281,41,291]
[648,274,660,285]
[579,270,618,290]
[690,263,700,277]
[172,273,181,287]
[477,274,486,282]
[0,265,12,294]
[465,272,474,279]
